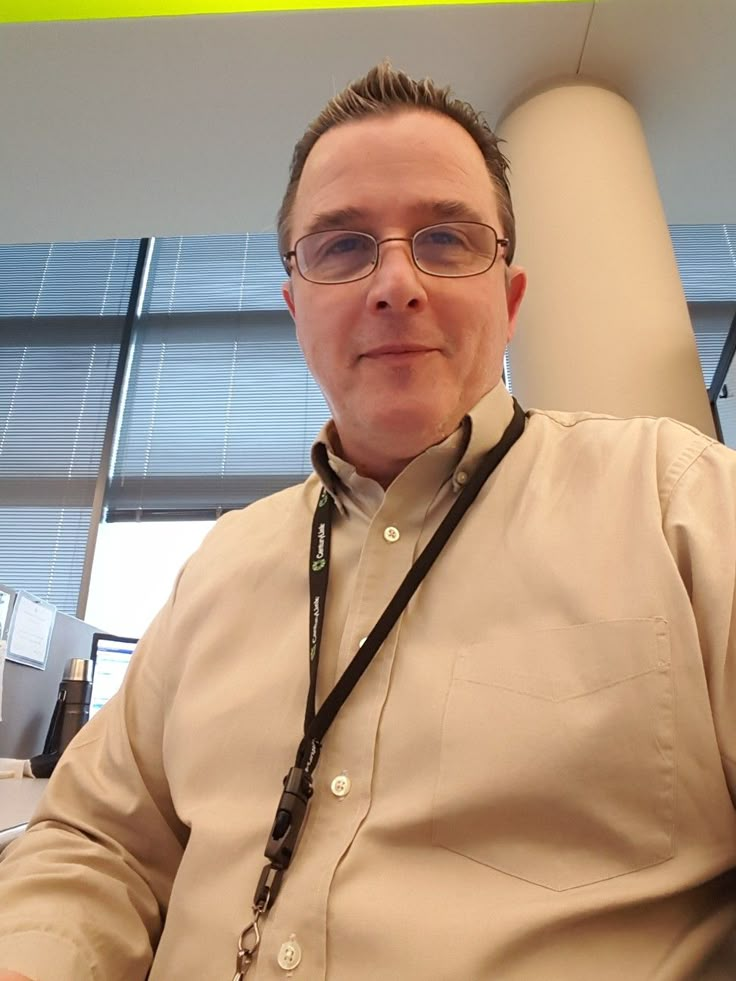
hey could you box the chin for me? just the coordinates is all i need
[366,398,460,447]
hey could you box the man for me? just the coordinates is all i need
[1,62,736,981]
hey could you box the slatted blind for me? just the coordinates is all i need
[671,225,736,393]
[107,234,330,518]
[691,319,731,390]
[146,233,287,312]
[0,240,138,612]
[670,225,736,303]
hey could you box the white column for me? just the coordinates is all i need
[497,80,714,436]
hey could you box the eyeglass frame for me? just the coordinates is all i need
[282,221,511,285]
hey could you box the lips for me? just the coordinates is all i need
[361,344,437,358]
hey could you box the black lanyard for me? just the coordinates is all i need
[249,399,526,919]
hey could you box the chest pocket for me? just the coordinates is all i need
[431,618,675,891]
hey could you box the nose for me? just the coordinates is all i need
[364,239,428,313]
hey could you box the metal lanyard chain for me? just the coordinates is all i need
[231,906,261,980]
[231,861,289,978]
[231,400,527,978]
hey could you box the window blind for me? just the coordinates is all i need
[670,225,736,303]
[0,240,138,613]
[146,232,287,313]
[689,303,734,390]
[670,225,736,392]
[107,234,330,519]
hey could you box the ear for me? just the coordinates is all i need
[504,264,527,344]
[282,279,296,320]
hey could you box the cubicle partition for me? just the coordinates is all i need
[0,583,101,759]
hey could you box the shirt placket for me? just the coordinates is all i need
[252,479,433,980]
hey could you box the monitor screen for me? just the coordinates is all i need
[90,633,138,717]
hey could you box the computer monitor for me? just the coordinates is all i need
[90,633,138,717]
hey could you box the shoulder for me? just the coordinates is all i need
[524,406,732,501]
[173,475,321,593]
[526,405,716,457]
[527,405,712,445]
[213,475,320,536]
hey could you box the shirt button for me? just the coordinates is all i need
[383,526,400,543]
[330,773,351,798]
[277,938,302,970]
[456,470,468,485]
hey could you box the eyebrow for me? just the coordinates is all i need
[303,207,369,236]
[423,199,486,223]
[303,199,487,237]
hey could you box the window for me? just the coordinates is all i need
[670,225,736,444]
[85,520,215,636]
[107,234,330,519]
[0,240,138,613]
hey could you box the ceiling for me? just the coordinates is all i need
[0,0,733,243]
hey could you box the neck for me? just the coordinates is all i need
[330,432,414,489]
[332,421,462,490]
[353,453,416,490]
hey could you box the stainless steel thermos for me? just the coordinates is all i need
[42,657,94,756]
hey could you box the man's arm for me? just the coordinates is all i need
[0,972,33,980]
[0,591,188,981]
[662,437,736,784]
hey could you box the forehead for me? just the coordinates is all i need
[291,110,499,236]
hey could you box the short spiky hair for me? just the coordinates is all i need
[277,61,516,264]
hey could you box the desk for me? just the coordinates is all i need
[0,779,48,851]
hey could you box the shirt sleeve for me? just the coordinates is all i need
[661,436,736,801]
[0,585,189,981]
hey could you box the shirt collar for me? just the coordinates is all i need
[310,382,517,510]
[449,382,517,493]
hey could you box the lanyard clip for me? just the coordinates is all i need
[265,766,314,870]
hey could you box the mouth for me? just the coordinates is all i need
[361,344,438,360]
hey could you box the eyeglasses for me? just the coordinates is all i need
[283,222,509,285]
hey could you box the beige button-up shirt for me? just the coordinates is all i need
[2,384,736,981]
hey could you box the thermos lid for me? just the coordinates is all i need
[63,657,94,682]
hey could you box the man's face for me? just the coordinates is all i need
[283,109,526,473]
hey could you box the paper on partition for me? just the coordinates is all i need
[0,639,6,722]
[6,592,55,671]
[0,588,11,640]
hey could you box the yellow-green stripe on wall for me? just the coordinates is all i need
[1,0,590,27]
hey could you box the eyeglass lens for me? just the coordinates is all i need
[296,223,498,283]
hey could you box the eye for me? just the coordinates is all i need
[323,234,369,256]
[417,224,476,252]
[425,228,463,246]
